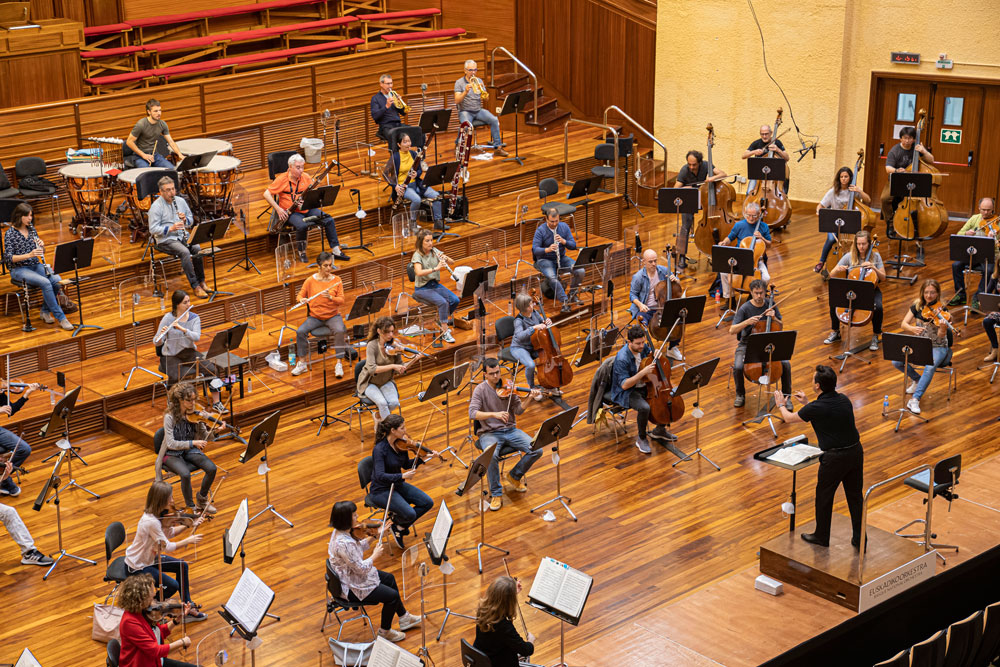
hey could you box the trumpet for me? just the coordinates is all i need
[389,89,410,113]
[471,76,489,101]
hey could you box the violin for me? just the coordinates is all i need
[637,322,684,425]
[743,284,784,385]
[495,380,558,399]
[744,108,792,231]
[648,246,683,343]
[159,503,207,529]
[529,289,574,389]
[921,300,958,335]
[350,519,383,541]
[693,123,738,258]
[2,380,49,394]
[974,214,1000,237]
[144,600,185,622]
[186,406,238,436]
[889,109,949,240]
[836,234,880,327]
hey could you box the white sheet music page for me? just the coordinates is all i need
[228,498,249,556]
[224,568,274,633]
[767,443,823,466]
[553,567,592,619]
[527,557,566,608]
[368,636,422,667]
[529,557,593,620]
[429,499,452,559]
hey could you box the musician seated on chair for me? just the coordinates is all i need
[469,359,543,512]
[0,458,54,567]
[454,60,508,157]
[474,575,536,667]
[532,208,585,314]
[510,293,550,400]
[410,229,459,344]
[629,249,683,361]
[368,414,436,549]
[822,230,885,351]
[3,202,73,330]
[609,325,677,455]
[879,126,935,231]
[154,289,226,413]
[263,153,348,264]
[717,202,771,310]
[948,197,996,309]
[371,73,406,143]
[892,279,954,416]
[386,134,445,230]
[126,98,185,169]
[741,123,788,193]
[148,176,209,299]
[0,379,40,497]
[291,251,347,378]
[729,279,792,410]
[161,382,219,515]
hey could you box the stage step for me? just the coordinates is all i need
[526,105,571,131]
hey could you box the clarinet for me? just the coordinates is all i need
[30,225,52,277]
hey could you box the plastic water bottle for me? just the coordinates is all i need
[247,378,253,394]
[288,350,296,368]
[714,290,721,307]
[882,395,889,415]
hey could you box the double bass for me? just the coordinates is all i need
[744,108,792,231]
[637,322,684,425]
[884,109,948,240]
[648,246,683,344]
[743,284,783,385]
[693,124,738,258]
[529,289,573,389]
[835,234,879,327]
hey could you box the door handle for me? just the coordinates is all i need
[968,150,974,167]
[879,142,885,157]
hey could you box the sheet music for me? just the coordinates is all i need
[228,498,249,556]
[368,636,422,667]
[428,500,452,560]
[553,567,592,619]
[15,648,42,667]
[767,443,823,466]
[224,568,274,633]
[528,557,593,620]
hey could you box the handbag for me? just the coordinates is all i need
[57,290,78,314]
[92,601,123,643]
[328,637,373,666]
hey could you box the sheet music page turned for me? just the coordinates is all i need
[767,443,822,466]
[224,568,274,633]
[528,557,593,621]
[368,636,423,667]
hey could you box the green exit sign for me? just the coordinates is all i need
[940,128,962,144]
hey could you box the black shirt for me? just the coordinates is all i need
[797,390,861,451]
[733,300,782,344]
[0,392,28,416]
[369,438,424,496]
[886,143,915,171]
[473,618,534,667]
[676,161,708,186]
[747,138,786,154]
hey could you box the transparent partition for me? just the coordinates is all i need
[229,183,249,234]
[274,240,308,284]
[391,209,430,248]
[196,624,246,666]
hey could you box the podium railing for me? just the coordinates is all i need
[562,119,619,194]
[857,463,932,582]
[488,46,538,128]
[602,104,668,191]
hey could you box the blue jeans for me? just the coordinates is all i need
[478,427,542,497]
[459,109,502,147]
[364,380,399,419]
[289,208,339,248]
[534,256,584,303]
[413,279,459,324]
[11,264,65,321]
[893,346,952,401]
[128,555,192,602]
[369,481,433,530]
[0,429,30,493]
[134,153,174,169]
[403,184,442,221]
[510,346,537,388]
[820,233,836,263]
[295,314,346,360]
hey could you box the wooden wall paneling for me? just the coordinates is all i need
[0,103,77,164]
[541,0,572,94]
[440,0,515,49]
[0,51,82,108]
[514,0,542,77]
[975,86,1000,203]
[402,40,487,99]
[77,84,203,144]
[622,18,654,130]
[203,67,313,134]
[85,0,122,26]
[261,114,318,157]
[330,106,368,160]
[385,0,439,12]
[122,0,250,21]
[314,49,404,108]
[217,126,265,171]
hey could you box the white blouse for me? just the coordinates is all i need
[124,512,183,570]
[327,529,379,599]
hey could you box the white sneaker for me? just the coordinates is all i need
[378,628,406,642]
[398,612,422,631]
[666,347,684,362]
[335,360,344,378]
[906,381,917,395]
[291,361,308,376]
[907,398,921,414]
[442,329,456,344]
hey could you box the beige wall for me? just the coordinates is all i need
[655,0,1000,203]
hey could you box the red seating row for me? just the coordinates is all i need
[382,28,466,44]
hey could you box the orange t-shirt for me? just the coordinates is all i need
[267,170,314,210]
[298,274,344,320]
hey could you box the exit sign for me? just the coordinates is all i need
[891,51,921,65]
[940,128,962,144]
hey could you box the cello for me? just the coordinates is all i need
[693,123,738,258]
[835,234,879,327]
[742,284,783,386]
[736,216,767,292]
[638,322,685,426]
[529,289,574,389]
[824,150,878,274]
[648,246,683,344]
[744,108,792,231]
[887,109,948,240]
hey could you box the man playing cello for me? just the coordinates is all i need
[729,279,792,410]
[629,249,683,361]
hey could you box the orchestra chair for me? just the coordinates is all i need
[472,419,520,481]
[470,117,497,152]
[264,149,308,246]
[322,560,376,641]
[459,638,492,667]
[386,125,425,153]
[493,315,518,371]
[932,348,958,400]
[356,455,398,552]
[968,601,1000,666]
[0,162,19,198]
[872,648,908,667]
[538,177,577,218]
[136,169,180,270]
[14,157,61,224]
[591,142,616,186]
[895,454,961,563]
[103,522,128,601]
[106,638,120,667]
[586,357,629,443]
[909,629,946,667]
[941,609,983,667]
[337,360,378,442]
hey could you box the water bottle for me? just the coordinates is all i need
[714,290,721,307]
[288,349,296,368]
[882,395,889,415]
[247,378,253,394]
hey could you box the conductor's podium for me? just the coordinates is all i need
[760,513,937,612]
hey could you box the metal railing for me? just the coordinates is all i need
[563,119,618,194]
[857,464,932,582]
[488,46,538,126]
[602,105,668,190]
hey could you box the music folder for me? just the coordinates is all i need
[221,568,275,637]
[527,556,593,626]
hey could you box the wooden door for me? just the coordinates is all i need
[929,83,983,216]
[865,79,933,208]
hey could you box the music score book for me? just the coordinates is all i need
[367,636,423,667]
[527,557,593,626]
[223,568,275,635]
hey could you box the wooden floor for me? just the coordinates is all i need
[2,124,1000,666]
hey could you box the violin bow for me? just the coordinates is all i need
[408,411,435,470]
[502,557,530,638]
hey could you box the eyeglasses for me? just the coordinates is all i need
[466,68,478,72]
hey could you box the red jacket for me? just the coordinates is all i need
[119,610,172,667]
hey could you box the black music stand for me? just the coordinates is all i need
[741,329,797,439]
[188,217,230,301]
[574,325,619,368]
[670,357,721,470]
[310,338,349,435]
[343,188,374,257]
[817,207,862,265]
[417,109,452,164]
[498,90,532,166]
[656,295,706,370]
[455,443,506,573]
[746,157,786,186]
[299,185,339,258]
[460,265,498,353]
[241,409,293,527]
[418,362,471,468]
[38,386,96,493]
[710,244,755,326]
[978,293,1000,383]
[176,151,216,173]
[827,277,877,371]
[421,161,464,236]
[885,172,933,280]
[529,406,580,521]
[881,332,933,432]
[205,324,250,436]
[659,187,700,261]
[53,239,100,337]
[346,287,391,332]
[753,435,821,532]
[575,243,611,267]
[32,440,97,579]
[949,234,995,323]
[566,175,604,246]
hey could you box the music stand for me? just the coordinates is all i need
[574,325,619,368]
[38,385,98,496]
[656,295,706,369]
[575,243,611,268]
[187,217,231,301]
[527,556,593,667]
[741,330,797,439]
[746,157,786,186]
[241,409,292,527]
[827,277,877,371]
[882,332,933,432]
[205,323,250,431]
[566,175,604,246]
[710,244,755,326]
[949,234,995,323]
[978,293,1000,383]
[176,151,216,173]
[52,239,100,337]
[455,443,508,574]
[418,363,471,467]
[670,357,721,470]
[417,109,452,164]
[420,500,473,639]
[817,207,861,269]
[659,187,700,258]
[529,406,580,521]
[885,172,933,280]
[498,90,532,166]
[421,161,464,237]
[346,288,390,332]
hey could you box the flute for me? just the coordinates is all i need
[154,305,194,344]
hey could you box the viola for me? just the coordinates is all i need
[921,300,958,334]
[350,520,383,541]
[889,109,948,240]
[836,234,880,327]
[744,107,792,231]
[648,246,683,343]
[186,407,238,436]
[637,322,684,425]
[693,123,738,257]
[529,289,573,389]
[159,504,207,529]
[743,285,784,385]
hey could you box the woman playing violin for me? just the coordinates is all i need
[357,316,405,427]
[327,500,421,643]
[813,166,871,274]
[823,230,885,352]
[0,379,41,497]
[410,229,460,344]
[893,279,953,415]
[161,382,219,514]
[368,414,436,549]
[510,293,550,400]
[474,575,536,667]
[117,572,196,667]
[122,480,206,620]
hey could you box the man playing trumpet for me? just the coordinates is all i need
[371,73,407,143]
[454,60,508,157]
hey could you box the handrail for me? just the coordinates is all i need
[857,464,932,582]
[488,46,538,129]
[602,105,668,190]
[563,119,618,194]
